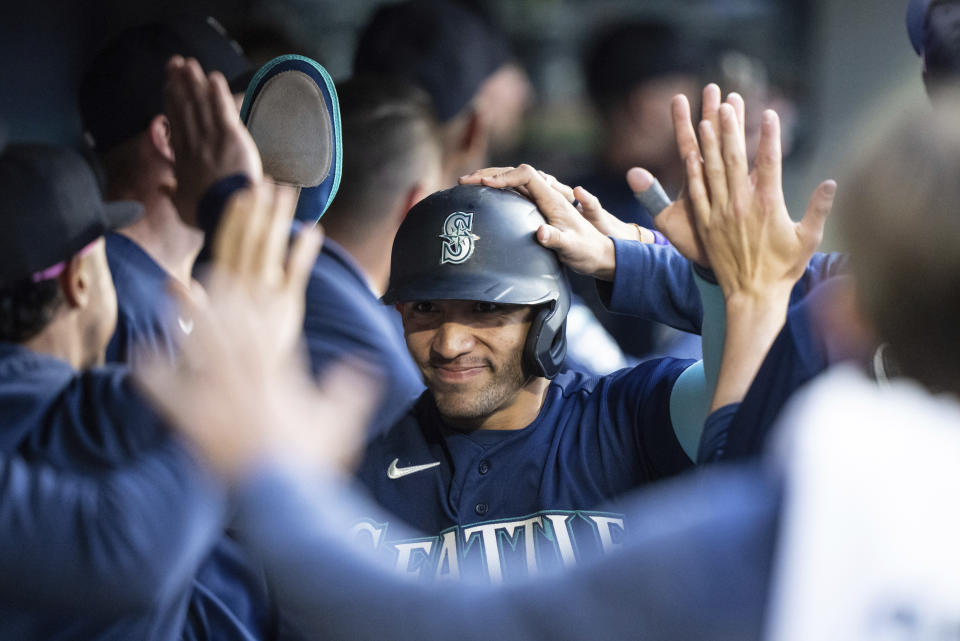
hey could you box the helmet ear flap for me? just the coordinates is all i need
[522,283,570,379]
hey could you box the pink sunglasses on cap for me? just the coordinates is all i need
[31,240,99,283]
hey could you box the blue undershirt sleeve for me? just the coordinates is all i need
[668,270,726,460]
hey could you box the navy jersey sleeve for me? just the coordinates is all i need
[0,442,223,614]
[597,239,849,334]
[597,240,701,332]
[805,252,850,289]
[697,403,740,464]
[239,464,778,641]
[601,358,698,482]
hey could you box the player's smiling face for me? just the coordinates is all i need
[401,299,536,429]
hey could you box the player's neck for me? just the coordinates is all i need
[117,194,203,285]
[23,312,102,370]
[445,376,550,432]
[328,230,392,296]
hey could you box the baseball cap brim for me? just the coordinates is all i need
[0,144,145,285]
[239,55,342,223]
[56,199,144,270]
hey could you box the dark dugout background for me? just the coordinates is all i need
[0,0,920,248]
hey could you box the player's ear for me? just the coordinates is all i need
[396,182,431,227]
[458,108,488,160]
[443,107,488,172]
[59,253,91,309]
[148,114,175,164]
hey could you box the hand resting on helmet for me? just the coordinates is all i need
[459,164,619,280]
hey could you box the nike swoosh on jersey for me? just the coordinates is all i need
[387,458,441,479]
[178,316,194,335]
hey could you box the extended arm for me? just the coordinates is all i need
[684,103,834,412]
[701,276,866,463]
[597,239,847,335]
[667,271,725,458]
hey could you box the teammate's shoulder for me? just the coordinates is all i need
[307,239,367,287]
[305,253,378,313]
[0,342,74,386]
[550,367,601,396]
[593,356,697,387]
[365,390,435,441]
[76,363,145,408]
[105,234,168,288]
[551,359,690,397]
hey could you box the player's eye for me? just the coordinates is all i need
[473,302,500,313]
[413,301,436,313]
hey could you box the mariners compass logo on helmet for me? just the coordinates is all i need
[439,211,480,265]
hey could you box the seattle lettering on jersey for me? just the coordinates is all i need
[351,509,626,583]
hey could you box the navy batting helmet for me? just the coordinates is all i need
[383,184,571,378]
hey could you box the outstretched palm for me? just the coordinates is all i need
[685,105,835,300]
[627,85,744,267]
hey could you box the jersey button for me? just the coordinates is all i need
[478,460,490,475]
[475,502,489,516]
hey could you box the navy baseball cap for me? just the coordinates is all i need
[0,144,142,285]
[353,0,509,122]
[78,15,253,152]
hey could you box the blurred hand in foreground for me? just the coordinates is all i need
[136,183,379,481]
[164,55,263,226]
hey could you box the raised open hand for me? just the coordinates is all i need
[133,183,381,481]
[163,55,263,226]
[681,101,836,412]
[684,104,835,302]
[627,84,747,267]
[207,182,321,361]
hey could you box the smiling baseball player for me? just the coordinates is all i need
[351,88,835,580]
